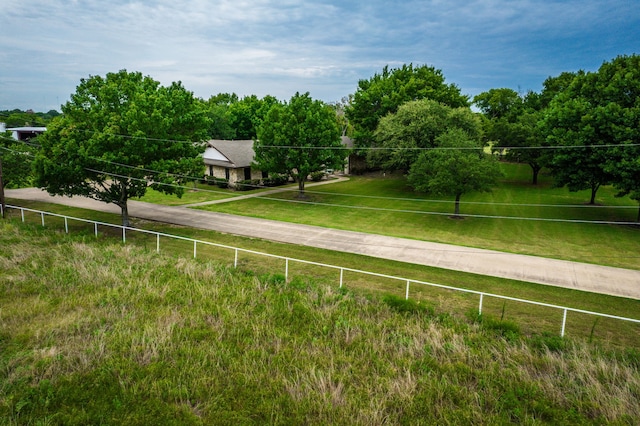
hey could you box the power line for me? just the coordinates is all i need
[84,167,639,226]
[3,143,637,211]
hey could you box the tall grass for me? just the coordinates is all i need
[1,221,639,424]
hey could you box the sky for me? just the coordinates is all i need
[1,0,638,112]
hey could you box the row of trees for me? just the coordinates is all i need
[3,55,639,224]
[473,55,640,218]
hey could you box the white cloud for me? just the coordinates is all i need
[0,0,638,110]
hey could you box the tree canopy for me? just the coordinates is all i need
[372,99,482,171]
[407,128,503,217]
[346,64,469,152]
[542,56,640,207]
[33,70,209,226]
[254,92,343,197]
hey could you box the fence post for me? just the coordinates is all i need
[64,217,68,233]
[339,268,344,288]
[41,212,45,227]
[94,223,98,237]
[156,233,160,253]
[21,208,25,223]
[405,280,410,300]
[479,293,484,315]
[234,249,238,268]
[193,241,197,258]
[285,258,289,282]
[122,227,125,243]
[561,308,568,337]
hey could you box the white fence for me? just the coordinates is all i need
[4,203,640,339]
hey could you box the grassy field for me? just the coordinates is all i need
[3,201,640,349]
[1,221,639,424]
[187,164,640,269]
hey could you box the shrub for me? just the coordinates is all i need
[263,174,289,187]
[235,179,260,191]
[309,171,325,182]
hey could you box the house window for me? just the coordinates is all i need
[262,171,268,179]
[209,165,214,176]
[225,168,230,180]
[244,167,251,181]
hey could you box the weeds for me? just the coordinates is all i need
[2,221,640,424]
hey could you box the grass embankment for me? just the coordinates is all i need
[4,200,640,348]
[183,164,640,269]
[1,221,639,424]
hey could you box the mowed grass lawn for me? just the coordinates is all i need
[194,163,640,269]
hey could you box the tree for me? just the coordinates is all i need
[346,64,469,152]
[254,92,343,197]
[541,58,640,206]
[407,129,503,217]
[228,95,280,140]
[33,70,209,226]
[201,92,238,139]
[0,133,37,217]
[473,88,523,121]
[373,99,482,171]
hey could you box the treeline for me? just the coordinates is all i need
[0,109,60,127]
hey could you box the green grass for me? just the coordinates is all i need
[191,164,640,269]
[1,221,639,424]
[136,182,237,205]
[4,201,640,349]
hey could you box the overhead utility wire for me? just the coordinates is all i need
[2,144,637,211]
[57,129,640,151]
[84,167,640,226]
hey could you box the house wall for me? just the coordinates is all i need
[205,165,263,187]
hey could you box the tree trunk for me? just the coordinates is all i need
[120,202,130,228]
[530,163,541,185]
[119,179,130,227]
[589,184,599,205]
[297,178,306,199]
[454,193,461,217]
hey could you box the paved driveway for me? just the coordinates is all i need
[5,187,640,300]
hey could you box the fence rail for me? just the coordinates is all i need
[4,203,640,338]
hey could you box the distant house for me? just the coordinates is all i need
[203,139,265,187]
[7,126,47,141]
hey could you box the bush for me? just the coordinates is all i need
[235,179,260,191]
[204,176,229,188]
[309,171,325,182]
[263,174,289,187]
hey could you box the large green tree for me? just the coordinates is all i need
[407,128,503,217]
[228,95,280,140]
[372,99,482,171]
[254,92,343,197]
[33,70,209,226]
[542,57,640,207]
[346,64,469,152]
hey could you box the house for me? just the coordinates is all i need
[203,139,265,187]
[7,126,47,141]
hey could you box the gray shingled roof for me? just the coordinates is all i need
[204,139,255,168]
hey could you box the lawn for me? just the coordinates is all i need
[192,164,640,269]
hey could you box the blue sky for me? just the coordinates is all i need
[1,0,638,112]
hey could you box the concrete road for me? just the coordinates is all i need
[6,187,640,300]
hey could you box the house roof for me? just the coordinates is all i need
[203,139,255,169]
[7,127,47,132]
